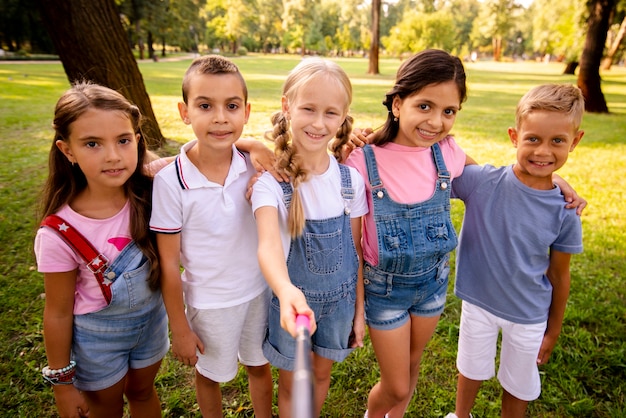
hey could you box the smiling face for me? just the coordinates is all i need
[56,108,139,193]
[178,72,250,152]
[282,74,349,156]
[391,80,461,148]
[509,110,584,189]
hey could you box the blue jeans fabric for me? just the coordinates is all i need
[263,165,358,370]
[72,242,169,391]
[362,143,457,330]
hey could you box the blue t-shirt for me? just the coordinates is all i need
[452,164,583,324]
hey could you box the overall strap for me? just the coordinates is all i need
[339,164,354,215]
[41,214,113,304]
[430,142,451,189]
[362,144,384,192]
[280,181,294,209]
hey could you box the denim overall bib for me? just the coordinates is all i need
[72,241,169,391]
[362,143,457,327]
[263,164,358,369]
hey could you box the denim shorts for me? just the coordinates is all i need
[263,278,356,370]
[364,257,449,331]
[72,258,169,392]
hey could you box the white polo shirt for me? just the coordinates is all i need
[150,140,267,309]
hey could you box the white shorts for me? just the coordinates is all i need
[456,301,547,401]
[187,288,270,382]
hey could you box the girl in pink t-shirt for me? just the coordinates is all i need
[34,82,168,418]
[333,49,472,418]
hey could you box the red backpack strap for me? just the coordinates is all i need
[41,214,112,304]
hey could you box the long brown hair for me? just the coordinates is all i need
[39,81,160,289]
[375,49,467,146]
[267,58,353,237]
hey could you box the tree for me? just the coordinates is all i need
[383,9,455,56]
[282,0,318,55]
[601,15,626,69]
[36,0,164,148]
[471,0,519,61]
[577,0,616,113]
[368,0,381,74]
[531,0,586,74]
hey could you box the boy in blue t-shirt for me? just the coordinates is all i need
[446,84,585,418]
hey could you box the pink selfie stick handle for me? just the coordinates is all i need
[296,314,310,331]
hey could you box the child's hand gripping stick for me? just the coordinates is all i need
[292,314,313,418]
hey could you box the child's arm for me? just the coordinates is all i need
[537,249,572,365]
[235,138,290,182]
[553,174,587,215]
[349,216,365,348]
[156,233,205,366]
[255,206,316,338]
[43,271,89,418]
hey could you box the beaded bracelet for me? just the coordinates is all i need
[42,361,77,385]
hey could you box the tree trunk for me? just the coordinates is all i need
[368,0,381,75]
[601,15,626,70]
[493,36,502,61]
[563,61,579,75]
[36,0,165,148]
[577,0,615,113]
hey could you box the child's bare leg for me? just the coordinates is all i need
[82,378,125,418]
[277,369,294,418]
[245,363,273,418]
[387,315,439,418]
[195,371,223,417]
[312,355,334,417]
[501,389,529,418]
[366,322,412,418]
[454,373,482,418]
[125,361,163,418]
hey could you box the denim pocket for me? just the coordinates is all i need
[363,266,391,298]
[305,229,343,274]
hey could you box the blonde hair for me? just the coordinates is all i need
[516,84,584,131]
[268,58,353,237]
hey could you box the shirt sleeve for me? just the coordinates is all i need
[34,227,80,273]
[451,164,485,200]
[150,171,184,234]
[552,207,584,254]
[441,136,467,180]
[250,172,283,214]
[348,165,368,218]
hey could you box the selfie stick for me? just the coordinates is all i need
[292,314,313,418]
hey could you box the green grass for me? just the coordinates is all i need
[0,54,624,417]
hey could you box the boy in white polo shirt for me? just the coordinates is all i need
[150,55,272,417]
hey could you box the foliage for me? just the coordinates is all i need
[383,9,456,56]
[0,55,625,417]
[3,0,626,63]
[531,0,587,61]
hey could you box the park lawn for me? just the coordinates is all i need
[0,54,624,417]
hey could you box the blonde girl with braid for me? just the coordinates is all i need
[251,58,368,417]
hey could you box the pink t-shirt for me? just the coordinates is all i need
[345,136,466,266]
[34,202,132,314]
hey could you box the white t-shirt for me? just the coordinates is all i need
[150,140,267,309]
[251,156,368,259]
[34,202,132,314]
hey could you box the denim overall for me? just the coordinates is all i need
[72,241,169,391]
[362,143,457,328]
[263,164,358,370]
